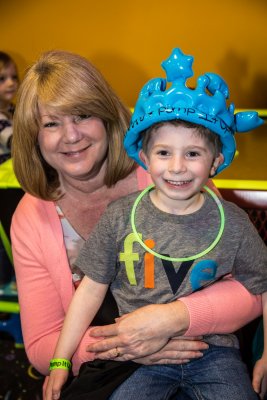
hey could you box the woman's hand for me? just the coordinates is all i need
[87,301,208,362]
[133,336,208,365]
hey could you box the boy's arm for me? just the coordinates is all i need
[252,292,267,397]
[54,276,108,359]
[44,276,108,400]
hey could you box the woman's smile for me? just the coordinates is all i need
[60,144,92,157]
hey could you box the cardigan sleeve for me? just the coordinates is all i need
[10,195,99,376]
[180,277,262,336]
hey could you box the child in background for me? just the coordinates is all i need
[0,52,19,285]
[0,51,19,164]
[45,48,266,400]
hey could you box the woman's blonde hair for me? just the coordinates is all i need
[12,50,135,200]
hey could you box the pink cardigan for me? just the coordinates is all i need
[11,168,262,376]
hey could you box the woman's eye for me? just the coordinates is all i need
[0,76,5,83]
[75,115,91,123]
[43,122,58,128]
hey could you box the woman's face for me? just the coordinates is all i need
[38,104,108,182]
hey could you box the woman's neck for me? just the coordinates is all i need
[58,160,107,202]
[60,176,106,200]
[56,167,109,239]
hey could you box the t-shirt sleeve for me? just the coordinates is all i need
[75,208,118,284]
[232,215,267,295]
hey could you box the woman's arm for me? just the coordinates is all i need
[10,197,102,376]
[181,277,262,336]
[86,277,262,362]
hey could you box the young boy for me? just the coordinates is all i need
[45,48,266,400]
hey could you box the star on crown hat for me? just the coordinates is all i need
[124,48,264,174]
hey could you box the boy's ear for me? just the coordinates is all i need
[210,153,224,177]
[139,150,150,171]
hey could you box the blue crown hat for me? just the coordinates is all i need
[124,48,264,174]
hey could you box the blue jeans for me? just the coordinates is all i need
[109,345,258,400]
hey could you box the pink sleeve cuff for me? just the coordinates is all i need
[180,289,216,336]
[180,278,262,337]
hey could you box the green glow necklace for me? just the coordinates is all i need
[130,184,225,262]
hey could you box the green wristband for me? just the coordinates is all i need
[49,358,72,371]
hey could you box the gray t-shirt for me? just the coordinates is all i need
[76,190,267,348]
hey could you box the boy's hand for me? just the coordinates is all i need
[252,357,267,399]
[44,369,69,400]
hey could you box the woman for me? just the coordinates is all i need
[11,50,261,384]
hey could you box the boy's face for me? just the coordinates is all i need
[0,63,19,105]
[139,123,223,213]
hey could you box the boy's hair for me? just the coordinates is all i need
[0,51,16,70]
[142,120,222,156]
[12,50,135,201]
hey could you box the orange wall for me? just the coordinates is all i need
[1,0,267,108]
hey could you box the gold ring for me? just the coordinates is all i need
[115,347,121,357]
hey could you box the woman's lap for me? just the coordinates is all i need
[109,345,258,400]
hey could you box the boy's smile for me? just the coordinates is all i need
[140,123,223,215]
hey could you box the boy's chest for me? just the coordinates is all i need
[115,218,235,297]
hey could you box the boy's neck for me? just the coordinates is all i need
[149,190,205,216]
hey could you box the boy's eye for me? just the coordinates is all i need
[157,150,169,156]
[187,151,200,157]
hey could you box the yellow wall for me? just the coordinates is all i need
[1,0,267,108]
